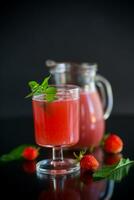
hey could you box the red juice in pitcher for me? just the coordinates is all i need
[32,95,79,147]
[76,90,105,148]
[47,62,113,149]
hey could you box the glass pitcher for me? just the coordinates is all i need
[46,60,113,148]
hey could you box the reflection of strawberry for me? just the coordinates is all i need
[80,155,99,171]
[103,134,123,154]
[80,170,93,185]
[38,189,80,200]
[23,161,36,173]
[105,153,122,165]
[22,147,39,160]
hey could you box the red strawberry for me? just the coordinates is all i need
[22,147,39,160]
[80,155,99,171]
[103,134,123,154]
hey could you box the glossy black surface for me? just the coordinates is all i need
[0,115,134,200]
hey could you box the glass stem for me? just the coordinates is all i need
[52,147,63,161]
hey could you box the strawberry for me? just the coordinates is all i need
[103,134,123,154]
[80,155,99,171]
[22,147,39,160]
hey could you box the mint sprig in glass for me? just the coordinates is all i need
[25,75,57,102]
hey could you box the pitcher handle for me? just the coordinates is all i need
[95,75,113,120]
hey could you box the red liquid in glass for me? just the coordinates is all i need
[76,91,105,148]
[32,97,79,147]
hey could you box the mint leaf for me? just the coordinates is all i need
[25,92,34,98]
[28,81,39,91]
[41,75,51,88]
[25,81,39,98]
[93,158,134,181]
[46,94,57,102]
[0,144,36,162]
[45,86,57,102]
[25,75,57,102]
[46,86,57,94]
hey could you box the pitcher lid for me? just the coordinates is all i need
[46,60,98,73]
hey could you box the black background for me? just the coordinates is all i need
[1,0,134,118]
[1,3,134,199]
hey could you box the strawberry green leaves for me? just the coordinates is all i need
[25,75,57,102]
[73,150,87,162]
[93,158,134,181]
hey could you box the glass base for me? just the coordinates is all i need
[36,159,80,175]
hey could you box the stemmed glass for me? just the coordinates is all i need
[32,85,80,175]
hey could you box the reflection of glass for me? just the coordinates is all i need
[37,172,80,200]
[32,85,80,175]
[37,171,114,200]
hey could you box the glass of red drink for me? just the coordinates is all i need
[32,85,80,175]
